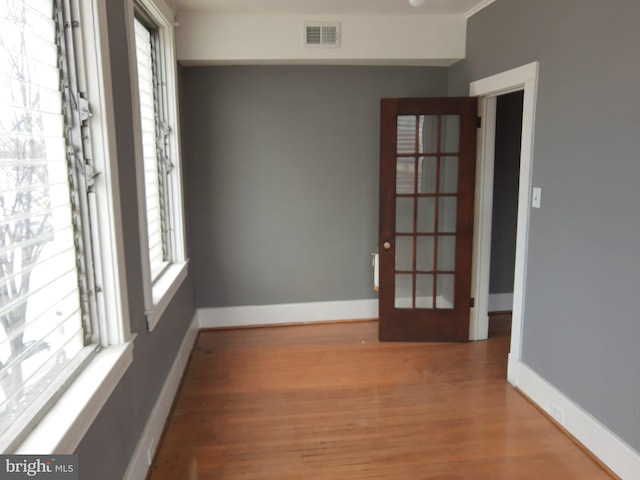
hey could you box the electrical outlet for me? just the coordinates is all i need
[147,437,157,465]
[550,402,565,425]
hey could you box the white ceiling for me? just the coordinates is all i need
[171,0,494,16]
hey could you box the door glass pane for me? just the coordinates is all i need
[397,116,416,153]
[438,197,457,233]
[396,157,415,194]
[441,115,460,153]
[416,197,435,233]
[395,274,413,308]
[436,274,455,309]
[418,157,436,194]
[437,236,456,271]
[396,198,414,233]
[395,236,413,271]
[416,274,434,309]
[416,236,434,271]
[440,156,458,193]
[418,115,438,154]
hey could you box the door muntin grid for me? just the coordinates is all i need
[394,114,460,310]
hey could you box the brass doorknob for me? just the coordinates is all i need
[383,241,392,250]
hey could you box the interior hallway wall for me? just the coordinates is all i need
[489,91,522,296]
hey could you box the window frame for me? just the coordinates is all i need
[127,0,188,332]
[7,0,134,453]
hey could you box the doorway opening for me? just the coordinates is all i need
[487,90,523,339]
[468,62,539,386]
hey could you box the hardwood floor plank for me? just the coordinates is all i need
[148,321,614,479]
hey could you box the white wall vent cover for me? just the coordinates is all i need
[304,22,340,48]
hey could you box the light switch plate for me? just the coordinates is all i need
[532,187,541,208]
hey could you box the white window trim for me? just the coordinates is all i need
[84,1,133,347]
[11,0,133,452]
[126,0,188,332]
[15,340,134,454]
[147,261,189,331]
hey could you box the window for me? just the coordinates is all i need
[135,17,168,281]
[0,0,131,452]
[130,0,187,331]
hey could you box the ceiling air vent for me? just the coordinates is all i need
[304,22,340,48]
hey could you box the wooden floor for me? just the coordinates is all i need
[148,321,613,480]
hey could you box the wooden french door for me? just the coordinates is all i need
[379,97,477,341]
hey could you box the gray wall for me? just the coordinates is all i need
[450,0,640,451]
[73,1,196,479]
[489,91,522,295]
[182,66,449,308]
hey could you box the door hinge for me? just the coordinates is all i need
[470,297,475,308]
[476,116,482,128]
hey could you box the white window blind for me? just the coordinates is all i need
[0,0,94,449]
[134,18,167,281]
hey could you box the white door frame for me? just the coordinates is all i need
[467,62,539,384]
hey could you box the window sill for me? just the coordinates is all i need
[15,338,135,454]
[146,260,189,332]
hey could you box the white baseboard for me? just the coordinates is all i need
[508,358,640,479]
[198,299,378,329]
[488,292,513,312]
[123,313,199,480]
